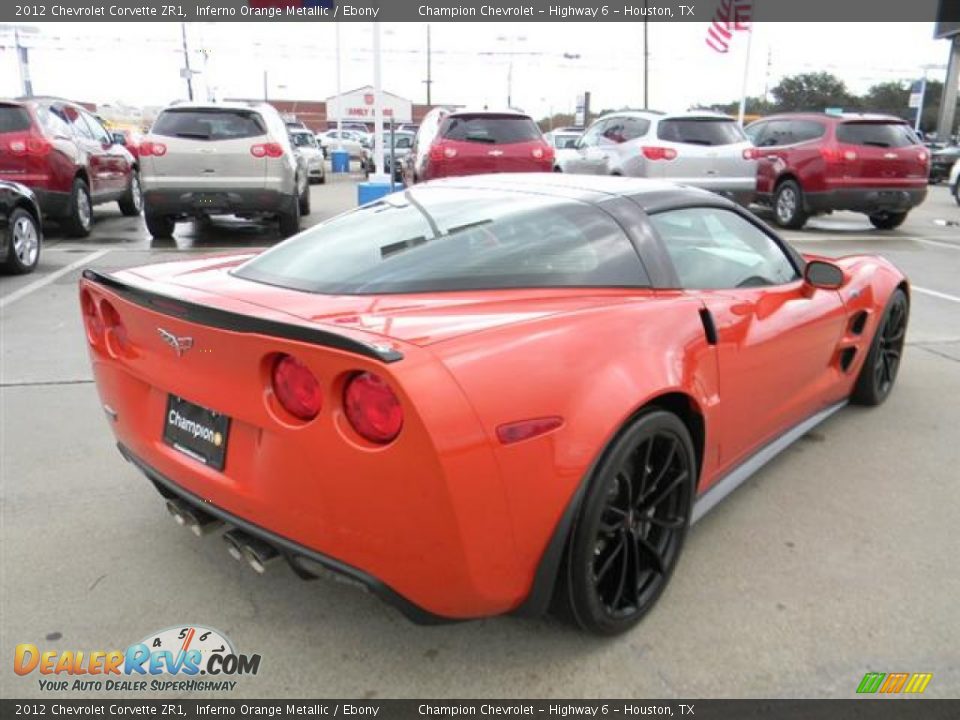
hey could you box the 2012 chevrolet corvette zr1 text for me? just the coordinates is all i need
[79,175,908,635]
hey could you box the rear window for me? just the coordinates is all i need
[290,132,317,148]
[152,109,266,141]
[657,118,746,146]
[836,122,918,148]
[0,105,31,133]
[234,188,650,294]
[440,114,542,144]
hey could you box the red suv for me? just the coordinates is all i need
[0,98,142,237]
[745,113,928,230]
[403,109,553,184]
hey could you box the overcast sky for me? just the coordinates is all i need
[0,22,952,118]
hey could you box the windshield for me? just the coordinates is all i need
[657,118,746,146]
[836,122,919,148]
[552,134,580,149]
[440,114,542,144]
[234,188,650,294]
[290,132,318,148]
[152,109,266,140]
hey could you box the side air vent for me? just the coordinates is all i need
[839,347,857,372]
[850,311,868,336]
[699,308,718,346]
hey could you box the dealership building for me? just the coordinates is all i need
[232,86,454,132]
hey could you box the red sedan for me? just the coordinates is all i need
[79,175,908,635]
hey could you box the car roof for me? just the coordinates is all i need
[161,100,276,114]
[448,108,533,119]
[422,173,728,212]
[754,112,908,124]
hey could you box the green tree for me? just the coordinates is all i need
[770,72,859,112]
[862,81,911,119]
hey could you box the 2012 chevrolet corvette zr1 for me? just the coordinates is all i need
[79,175,909,635]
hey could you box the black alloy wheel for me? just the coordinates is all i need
[559,410,695,635]
[852,289,908,406]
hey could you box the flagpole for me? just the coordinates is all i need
[737,20,753,126]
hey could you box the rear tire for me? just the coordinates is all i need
[118,170,143,216]
[868,211,907,230]
[952,178,960,207]
[773,179,808,229]
[851,289,908,406]
[145,211,175,239]
[3,208,41,274]
[555,410,695,636]
[62,177,93,238]
[278,196,300,238]
[298,176,311,216]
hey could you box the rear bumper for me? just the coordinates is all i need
[118,443,453,625]
[804,187,927,214]
[142,188,296,217]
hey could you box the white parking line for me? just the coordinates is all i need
[0,249,111,311]
[913,286,960,304]
[912,237,960,252]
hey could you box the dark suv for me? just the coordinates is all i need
[745,113,929,230]
[0,98,141,236]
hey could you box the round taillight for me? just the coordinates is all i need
[100,300,129,353]
[343,372,403,444]
[271,354,322,421]
[80,289,104,344]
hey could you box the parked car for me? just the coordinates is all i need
[545,129,584,172]
[561,111,757,205]
[949,158,960,206]
[1,180,42,274]
[139,101,309,239]
[80,173,909,635]
[745,113,929,229]
[361,131,415,181]
[403,108,554,184]
[316,130,365,159]
[396,123,419,134]
[109,128,143,161]
[0,97,142,236]
[929,145,960,184]
[289,128,326,184]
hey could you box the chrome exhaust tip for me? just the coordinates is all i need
[166,499,222,536]
[221,530,280,574]
[223,530,246,562]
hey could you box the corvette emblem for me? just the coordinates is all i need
[488,150,504,157]
[884,152,898,159]
[157,328,194,357]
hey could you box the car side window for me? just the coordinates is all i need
[62,105,94,140]
[759,120,791,147]
[39,105,72,138]
[649,207,800,290]
[579,120,607,148]
[744,121,767,146]
[788,120,826,143]
[82,112,112,145]
[621,117,650,141]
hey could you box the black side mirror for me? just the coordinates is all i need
[804,260,845,290]
[111,132,126,145]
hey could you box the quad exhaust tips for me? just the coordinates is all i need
[165,499,223,537]
[223,529,280,574]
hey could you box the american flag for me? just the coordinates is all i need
[705,0,753,53]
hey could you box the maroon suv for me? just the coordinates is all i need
[745,113,929,230]
[0,98,141,236]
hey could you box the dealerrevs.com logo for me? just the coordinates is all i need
[14,625,261,692]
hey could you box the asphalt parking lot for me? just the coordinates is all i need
[1,175,958,699]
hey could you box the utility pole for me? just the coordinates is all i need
[424,24,433,106]
[643,4,648,108]
[180,23,194,101]
[263,70,268,102]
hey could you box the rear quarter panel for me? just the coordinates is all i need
[429,293,720,595]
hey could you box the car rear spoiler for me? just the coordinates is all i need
[81,269,404,364]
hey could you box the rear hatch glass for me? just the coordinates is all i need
[836,122,918,148]
[440,114,541,144]
[152,109,266,141]
[657,118,746,146]
[0,105,31,134]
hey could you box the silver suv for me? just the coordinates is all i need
[140,102,309,238]
[562,111,757,204]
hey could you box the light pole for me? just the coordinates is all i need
[423,24,433,106]
[1,24,39,97]
[180,23,194,101]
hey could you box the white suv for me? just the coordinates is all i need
[140,102,309,238]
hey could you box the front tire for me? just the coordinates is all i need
[297,176,311,216]
[773,179,808,229]
[868,211,907,230]
[3,208,41,274]
[851,289,908,406]
[952,178,959,207]
[62,177,93,237]
[557,410,696,636]
[278,196,300,238]
[118,170,143,216]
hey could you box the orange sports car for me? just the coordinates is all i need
[80,175,909,635]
